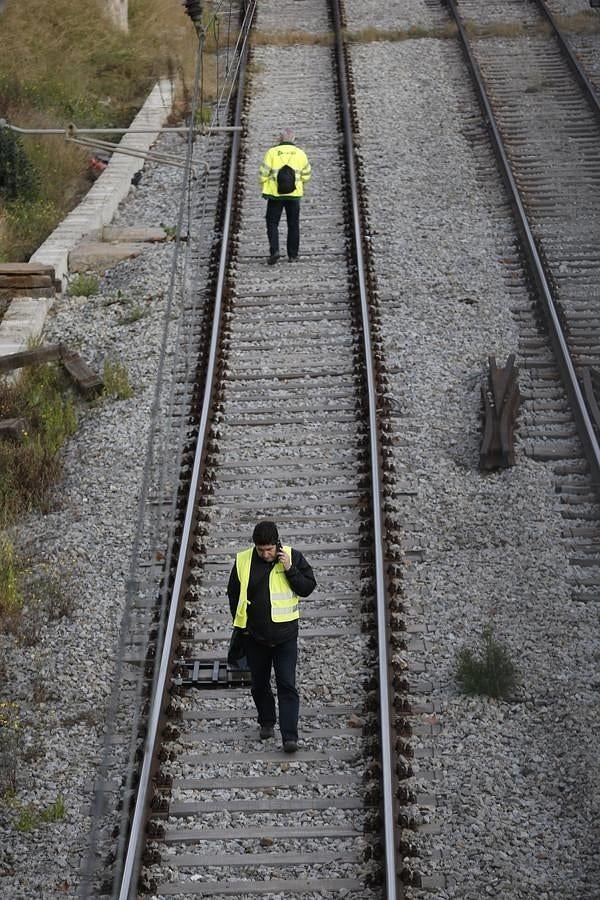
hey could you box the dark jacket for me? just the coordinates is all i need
[227,548,316,645]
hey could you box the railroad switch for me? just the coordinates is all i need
[173,657,251,688]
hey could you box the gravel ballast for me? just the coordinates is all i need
[1,3,599,898]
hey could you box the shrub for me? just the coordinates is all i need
[0,363,77,526]
[0,701,22,795]
[0,539,24,628]
[13,795,66,831]
[455,625,518,699]
[0,128,38,202]
[103,359,134,400]
[68,273,100,297]
[39,795,66,823]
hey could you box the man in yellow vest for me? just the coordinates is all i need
[259,128,312,265]
[227,520,316,752]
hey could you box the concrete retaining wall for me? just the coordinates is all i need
[30,78,174,290]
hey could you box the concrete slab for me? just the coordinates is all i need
[0,297,53,357]
[69,241,143,273]
[101,225,167,243]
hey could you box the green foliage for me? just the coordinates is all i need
[14,796,66,832]
[39,795,66,823]
[455,625,518,699]
[117,304,149,325]
[68,273,100,297]
[0,701,22,794]
[103,359,134,400]
[0,540,24,625]
[194,105,212,125]
[160,223,177,240]
[0,128,39,202]
[19,364,78,454]
[0,0,200,262]
[3,197,60,261]
[0,363,77,526]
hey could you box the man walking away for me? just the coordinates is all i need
[259,128,311,265]
[227,520,316,752]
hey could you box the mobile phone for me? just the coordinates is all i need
[276,541,283,554]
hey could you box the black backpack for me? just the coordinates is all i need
[277,164,296,195]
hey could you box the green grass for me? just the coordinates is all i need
[68,273,100,297]
[0,541,24,629]
[0,0,200,262]
[0,362,77,526]
[14,796,66,832]
[455,625,519,700]
[103,359,134,400]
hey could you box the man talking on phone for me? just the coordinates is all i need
[227,520,316,753]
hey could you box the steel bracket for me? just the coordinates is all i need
[173,657,251,688]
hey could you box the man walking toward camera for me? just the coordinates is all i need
[227,520,316,752]
[259,128,311,265]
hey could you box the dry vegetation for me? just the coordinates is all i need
[0,0,199,261]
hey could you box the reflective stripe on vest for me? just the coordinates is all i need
[233,545,299,628]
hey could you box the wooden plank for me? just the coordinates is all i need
[60,350,103,396]
[0,344,62,373]
[0,263,55,276]
[0,275,53,289]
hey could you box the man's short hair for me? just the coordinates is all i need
[252,520,279,545]
[279,127,295,143]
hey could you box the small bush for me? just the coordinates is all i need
[0,538,24,627]
[117,304,149,325]
[40,795,66,823]
[103,359,134,400]
[0,363,77,526]
[14,805,38,833]
[455,625,518,699]
[68,273,99,297]
[0,128,39,202]
[13,795,66,831]
[0,701,22,795]
[27,564,74,622]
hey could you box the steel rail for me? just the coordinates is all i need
[533,0,600,119]
[447,0,600,488]
[331,0,400,896]
[115,2,256,896]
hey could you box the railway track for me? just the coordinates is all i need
[83,0,412,897]
[446,0,600,594]
[75,2,600,898]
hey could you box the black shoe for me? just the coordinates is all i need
[259,724,275,740]
[283,740,298,753]
[268,253,280,266]
[288,255,298,262]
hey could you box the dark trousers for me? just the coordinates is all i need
[266,197,300,258]
[245,634,299,742]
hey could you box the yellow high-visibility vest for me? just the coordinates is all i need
[259,144,311,198]
[233,546,299,628]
